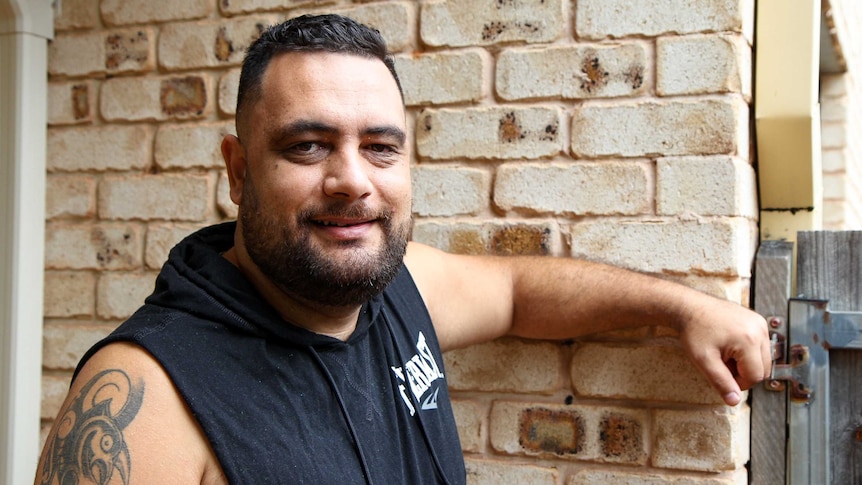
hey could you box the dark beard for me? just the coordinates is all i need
[239,181,410,308]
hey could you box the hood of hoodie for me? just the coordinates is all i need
[145,221,382,349]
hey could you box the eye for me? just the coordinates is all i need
[282,141,329,163]
[290,141,323,154]
[368,144,395,154]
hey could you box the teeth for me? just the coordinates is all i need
[320,221,350,227]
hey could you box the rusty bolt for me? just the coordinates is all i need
[856,427,862,443]
[766,380,785,391]
[768,316,783,329]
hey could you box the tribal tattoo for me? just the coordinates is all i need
[39,369,144,485]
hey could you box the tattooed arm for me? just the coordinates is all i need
[35,342,227,485]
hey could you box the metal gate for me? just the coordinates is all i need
[751,231,862,484]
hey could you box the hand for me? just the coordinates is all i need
[676,297,772,406]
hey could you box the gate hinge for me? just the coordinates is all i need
[765,332,812,402]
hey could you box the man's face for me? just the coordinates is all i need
[230,52,412,308]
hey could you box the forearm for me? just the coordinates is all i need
[506,256,711,340]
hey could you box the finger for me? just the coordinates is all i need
[762,337,773,380]
[730,345,767,391]
[695,350,743,406]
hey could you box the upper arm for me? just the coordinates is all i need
[35,342,224,485]
[404,242,515,351]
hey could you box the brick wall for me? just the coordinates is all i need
[44,1,757,482]
[821,0,862,230]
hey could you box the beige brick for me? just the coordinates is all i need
[656,156,756,217]
[444,339,561,393]
[48,125,152,172]
[101,75,211,122]
[394,50,487,106]
[490,401,649,464]
[219,69,241,116]
[821,97,848,123]
[101,0,211,25]
[417,107,562,160]
[497,43,649,101]
[820,73,848,97]
[99,174,210,221]
[45,223,143,270]
[158,17,272,71]
[48,80,94,125]
[412,220,562,256]
[331,2,415,53]
[421,0,564,47]
[43,322,113,370]
[48,31,105,77]
[44,271,96,318]
[451,399,485,453]
[217,172,239,220]
[412,221,489,255]
[46,174,96,219]
[823,200,846,228]
[155,122,234,170]
[105,28,156,74]
[821,149,845,172]
[571,99,748,158]
[567,469,747,485]
[568,218,756,276]
[824,173,846,200]
[653,407,750,471]
[657,34,751,97]
[570,343,719,404]
[670,274,750,304]
[145,223,203,269]
[464,458,558,485]
[219,0,334,16]
[50,28,153,77]
[54,0,99,31]
[41,374,72,420]
[412,165,491,217]
[97,272,157,319]
[822,122,846,149]
[494,162,651,216]
[576,0,752,40]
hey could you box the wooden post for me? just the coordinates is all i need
[751,240,793,485]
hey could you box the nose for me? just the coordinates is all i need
[323,148,373,201]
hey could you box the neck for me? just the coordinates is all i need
[222,247,361,341]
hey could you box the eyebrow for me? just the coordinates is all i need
[271,119,407,147]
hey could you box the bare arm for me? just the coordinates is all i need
[34,342,226,485]
[404,242,771,406]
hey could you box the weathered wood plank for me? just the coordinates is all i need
[797,231,862,485]
[751,240,793,485]
[797,231,862,311]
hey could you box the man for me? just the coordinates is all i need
[36,14,771,485]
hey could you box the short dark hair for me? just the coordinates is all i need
[235,14,403,135]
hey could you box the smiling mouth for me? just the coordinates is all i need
[314,219,371,227]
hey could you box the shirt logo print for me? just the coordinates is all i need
[391,331,444,416]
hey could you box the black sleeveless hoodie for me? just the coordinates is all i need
[75,222,466,485]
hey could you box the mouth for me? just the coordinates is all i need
[313,218,375,228]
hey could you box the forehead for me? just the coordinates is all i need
[254,51,404,127]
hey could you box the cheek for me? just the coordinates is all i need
[266,169,323,205]
[378,170,413,207]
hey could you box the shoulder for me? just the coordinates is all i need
[403,242,514,351]
[36,342,226,484]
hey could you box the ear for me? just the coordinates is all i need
[221,134,247,206]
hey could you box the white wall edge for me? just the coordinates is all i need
[0,0,52,483]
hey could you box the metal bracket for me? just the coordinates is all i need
[767,338,811,402]
[781,299,862,485]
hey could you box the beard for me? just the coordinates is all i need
[239,178,411,309]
